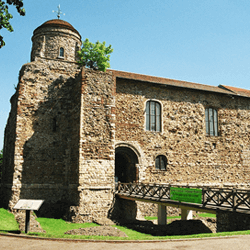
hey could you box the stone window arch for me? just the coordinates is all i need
[155,155,167,170]
[146,100,162,132]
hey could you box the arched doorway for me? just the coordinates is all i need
[115,147,138,183]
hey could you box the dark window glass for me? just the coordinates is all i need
[146,101,161,132]
[155,155,167,170]
[59,47,64,57]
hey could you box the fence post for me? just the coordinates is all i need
[202,187,205,206]
[130,182,133,195]
[117,181,121,192]
[233,188,236,211]
[158,204,167,225]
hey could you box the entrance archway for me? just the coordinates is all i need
[115,147,138,183]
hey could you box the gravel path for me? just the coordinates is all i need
[1,234,250,250]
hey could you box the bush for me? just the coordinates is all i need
[77,38,113,72]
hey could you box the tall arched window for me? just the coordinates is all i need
[59,47,64,58]
[146,100,161,132]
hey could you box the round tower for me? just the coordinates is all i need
[31,19,81,62]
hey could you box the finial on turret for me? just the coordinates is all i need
[52,4,65,19]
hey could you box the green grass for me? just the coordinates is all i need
[1,208,250,240]
[197,213,216,218]
[36,217,98,236]
[145,215,181,221]
[28,220,250,241]
[0,208,19,231]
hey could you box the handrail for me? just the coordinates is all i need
[115,182,250,213]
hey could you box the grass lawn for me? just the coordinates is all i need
[0,208,250,240]
[145,215,181,221]
[197,213,216,218]
[0,208,19,231]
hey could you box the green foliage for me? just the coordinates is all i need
[0,149,3,164]
[0,149,2,181]
[77,38,113,72]
[0,0,25,48]
[0,208,19,231]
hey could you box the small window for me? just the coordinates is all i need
[146,100,161,132]
[155,155,167,170]
[205,108,218,136]
[53,117,57,132]
[59,47,64,58]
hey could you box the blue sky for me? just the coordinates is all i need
[1,0,250,149]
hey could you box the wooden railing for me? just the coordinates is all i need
[115,182,250,213]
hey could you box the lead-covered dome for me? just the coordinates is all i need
[31,19,82,62]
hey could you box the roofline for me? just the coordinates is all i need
[108,69,250,98]
[33,19,81,39]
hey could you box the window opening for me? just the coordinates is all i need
[146,100,161,132]
[53,117,57,132]
[59,47,64,58]
[205,108,218,136]
[155,155,167,170]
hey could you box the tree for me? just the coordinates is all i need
[0,0,25,48]
[77,38,113,72]
[0,149,3,181]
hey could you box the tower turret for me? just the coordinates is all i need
[31,19,81,62]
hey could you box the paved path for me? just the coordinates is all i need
[1,234,250,250]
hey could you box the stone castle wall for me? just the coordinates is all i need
[1,58,82,216]
[115,78,250,187]
[115,78,250,217]
[1,62,117,221]
[1,56,250,221]
[78,69,116,221]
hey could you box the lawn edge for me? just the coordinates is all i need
[0,232,244,243]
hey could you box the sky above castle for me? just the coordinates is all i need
[1,0,250,149]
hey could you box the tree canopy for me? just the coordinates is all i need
[0,0,25,48]
[0,149,2,165]
[0,149,3,181]
[77,38,113,72]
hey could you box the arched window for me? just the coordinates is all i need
[146,100,161,132]
[59,47,64,58]
[205,108,218,136]
[155,155,167,170]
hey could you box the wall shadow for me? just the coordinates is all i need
[17,71,82,219]
[120,219,212,236]
[0,92,18,209]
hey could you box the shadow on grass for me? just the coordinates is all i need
[0,230,21,234]
[119,219,212,236]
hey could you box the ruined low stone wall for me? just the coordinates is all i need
[137,202,180,218]
[217,210,250,232]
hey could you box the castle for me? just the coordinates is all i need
[1,19,250,222]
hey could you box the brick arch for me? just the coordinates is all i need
[115,143,142,183]
[115,142,142,165]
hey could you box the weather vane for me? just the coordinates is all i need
[52,5,65,19]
